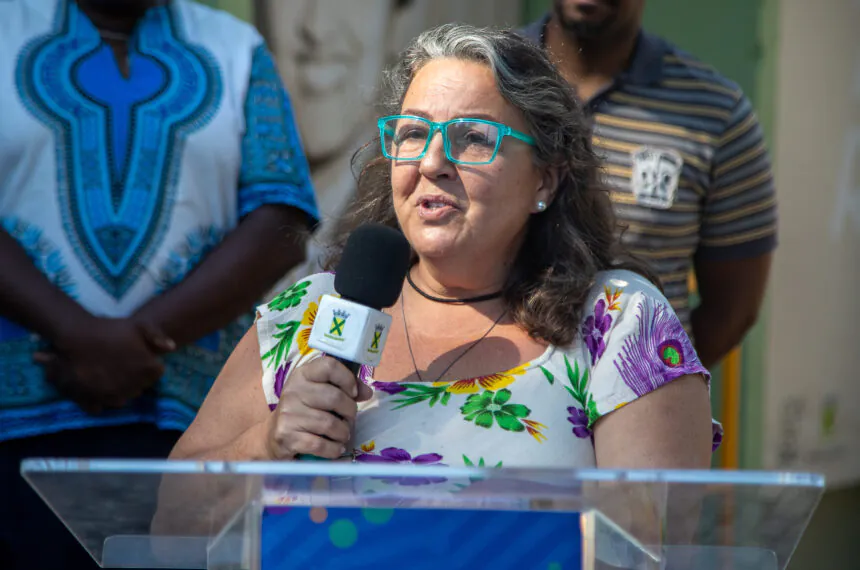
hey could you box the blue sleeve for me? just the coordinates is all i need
[238,44,319,222]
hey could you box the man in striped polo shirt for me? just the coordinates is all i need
[521,0,777,368]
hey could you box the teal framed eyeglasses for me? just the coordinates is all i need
[378,115,536,165]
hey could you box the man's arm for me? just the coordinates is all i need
[0,227,88,347]
[691,253,772,368]
[1,226,169,412]
[693,93,777,367]
[133,205,307,347]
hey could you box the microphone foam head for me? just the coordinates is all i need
[334,224,412,310]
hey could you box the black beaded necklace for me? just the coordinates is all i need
[406,271,503,304]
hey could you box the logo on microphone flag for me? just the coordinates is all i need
[330,318,345,336]
[326,309,349,341]
[368,324,385,354]
[308,295,392,366]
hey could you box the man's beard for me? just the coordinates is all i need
[557,17,615,40]
[553,0,618,41]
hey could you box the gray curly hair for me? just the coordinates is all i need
[330,23,656,346]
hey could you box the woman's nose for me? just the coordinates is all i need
[418,131,456,180]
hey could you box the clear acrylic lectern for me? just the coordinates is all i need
[21,459,824,569]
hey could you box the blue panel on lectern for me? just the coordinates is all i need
[260,506,582,569]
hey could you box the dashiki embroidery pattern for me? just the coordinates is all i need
[256,270,723,473]
[16,1,222,299]
[0,0,318,440]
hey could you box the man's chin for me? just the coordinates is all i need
[558,17,614,40]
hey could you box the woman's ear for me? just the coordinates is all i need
[531,166,560,214]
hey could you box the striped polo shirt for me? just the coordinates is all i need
[520,17,777,329]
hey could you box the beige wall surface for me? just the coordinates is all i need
[765,0,860,487]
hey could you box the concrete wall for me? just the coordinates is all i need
[765,0,860,567]
[764,0,860,489]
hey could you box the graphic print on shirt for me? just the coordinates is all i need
[630,146,683,210]
[15,2,222,299]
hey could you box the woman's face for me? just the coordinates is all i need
[391,58,553,265]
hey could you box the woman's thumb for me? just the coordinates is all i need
[356,380,374,402]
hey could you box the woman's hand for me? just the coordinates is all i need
[265,356,374,460]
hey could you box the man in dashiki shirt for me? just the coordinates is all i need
[0,1,318,567]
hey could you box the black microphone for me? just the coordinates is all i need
[308,224,411,376]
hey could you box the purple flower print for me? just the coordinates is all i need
[567,406,592,439]
[358,365,374,385]
[357,447,443,464]
[712,422,724,452]
[372,381,407,395]
[613,296,705,398]
[355,447,447,485]
[268,363,292,411]
[582,299,613,364]
[612,296,720,452]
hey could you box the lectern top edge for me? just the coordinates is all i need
[20,458,826,488]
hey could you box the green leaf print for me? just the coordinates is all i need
[496,413,525,431]
[455,456,504,490]
[460,389,531,432]
[474,410,495,428]
[462,456,503,468]
[563,355,591,408]
[586,395,601,427]
[390,383,451,410]
[461,391,492,419]
[540,366,555,385]
[261,321,300,371]
[268,280,311,311]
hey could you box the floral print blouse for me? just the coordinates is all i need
[255,270,722,471]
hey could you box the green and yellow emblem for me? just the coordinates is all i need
[330,317,345,336]
[324,309,349,341]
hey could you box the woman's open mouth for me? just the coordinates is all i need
[416,195,460,222]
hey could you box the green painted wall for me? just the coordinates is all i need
[522,0,762,98]
[196,0,254,21]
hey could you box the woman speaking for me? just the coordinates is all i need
[168,24,720,470]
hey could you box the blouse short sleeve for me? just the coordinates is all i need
[256,272,336,410]
[583,270,723,450]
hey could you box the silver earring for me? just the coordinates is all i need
[536,200,547,212]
